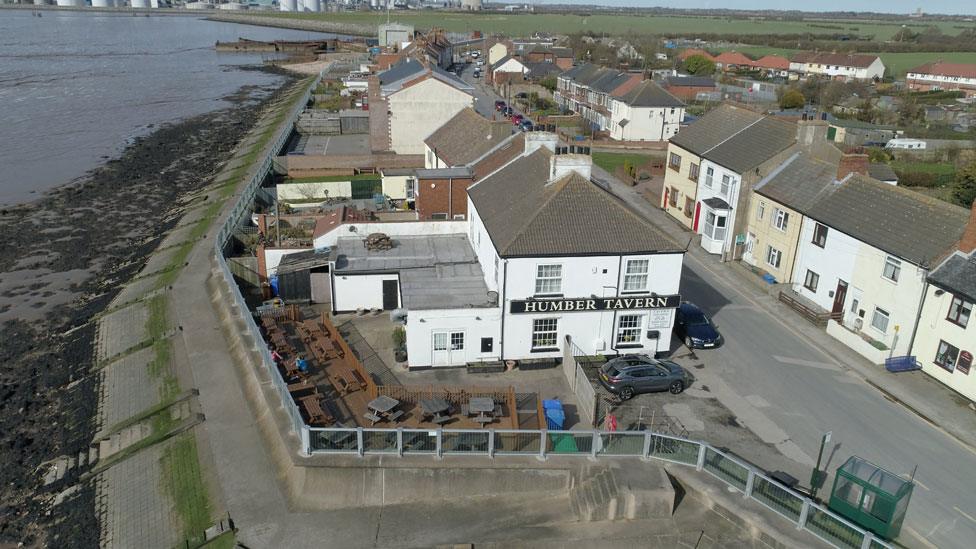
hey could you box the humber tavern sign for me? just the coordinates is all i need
[510,295,681,314]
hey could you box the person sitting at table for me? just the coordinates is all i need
[270,347,282,364]
[296,355,309,374]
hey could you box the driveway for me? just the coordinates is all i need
[592,163,976,549]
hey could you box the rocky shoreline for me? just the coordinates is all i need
[0,70,297,546]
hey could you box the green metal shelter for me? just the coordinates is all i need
[828,456,914,540]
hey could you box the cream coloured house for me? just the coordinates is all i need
[487,41,509,65]
[660,143,702,230]
[912,249,976,402]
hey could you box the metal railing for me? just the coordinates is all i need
[306,425,890,549]
[208,68,892,549]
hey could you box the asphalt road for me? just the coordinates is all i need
[456,61,527,122]
[595,164,976,549]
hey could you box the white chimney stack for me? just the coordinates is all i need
[549,152,592,182]
[524,131,558,156]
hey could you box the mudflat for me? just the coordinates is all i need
[0,74,296,545]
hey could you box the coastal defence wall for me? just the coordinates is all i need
[207,13,375,37]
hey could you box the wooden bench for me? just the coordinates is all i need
[387,410,404,422]
[328,375,350,396]
[432,414,452,425]
[299,395,333,426]
[288,381,317,397]
[363,412,382,425]
[351,370,369,391]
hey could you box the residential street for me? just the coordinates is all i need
[593,164,976,549]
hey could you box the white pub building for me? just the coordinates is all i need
[327,133,686,368]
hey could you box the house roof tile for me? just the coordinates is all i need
[614,80,684,108]
[423,108,516,167]
[908,61,976,79]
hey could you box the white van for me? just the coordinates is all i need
[885,138,927,150]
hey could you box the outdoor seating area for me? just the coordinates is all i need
[259,310,542,430]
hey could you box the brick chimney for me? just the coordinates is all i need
[837,152,870,180]
[960,200,976,254]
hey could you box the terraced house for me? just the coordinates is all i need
[788,52,885,81]
[554,64,641,133]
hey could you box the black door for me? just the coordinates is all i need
[382,280,399,309]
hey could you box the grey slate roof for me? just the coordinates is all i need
[669,104,764,156]
[755,151,969,266]
[671,105,796,173]
[806,175,969,267]
[468,149,683,257]
[868,163,899,182]
[665,76,716,88]
[558,63,634,93]
[378,58,424,86]
[523,62,562,78]
[379,58,474,94]
[702,197,731,210]
[614,80,684,108]
[415,167,473,179]
[423,108,515,166]
[928,251,976,303]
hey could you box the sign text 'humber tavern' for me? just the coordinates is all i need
[509,294,681,314]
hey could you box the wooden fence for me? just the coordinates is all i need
[778,291,842,327]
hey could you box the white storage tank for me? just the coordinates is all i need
[218,1,247,8]
[91,0,115,6]
[130,0,151,7]
[55,0,85,6]
[280,0,298,11]
[302,0,321,11]
[150,0,160,7]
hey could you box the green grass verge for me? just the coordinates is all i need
[162,433,214,545]
[890,160,955,175]
[592,151,653,173]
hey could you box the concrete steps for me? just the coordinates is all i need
[570,467,620,521]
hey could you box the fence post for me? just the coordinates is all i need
[538,431,547,461]
[488,430,495,459]
[397,428,403,457]
[356,428,364,458]
[590,431,599,460]
[696,444,706,472]
[860,532,874,549]
[743,470,755,498]
[641,432,652,461]
[436,429,443,459]
[301,426,311,456]
[797,500,810,530]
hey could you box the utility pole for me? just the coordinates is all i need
[810,431,831,499]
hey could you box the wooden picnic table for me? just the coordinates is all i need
[288,381,317,397]
[468,397,495,415]
[368,395,399,414]
[299,395,333,426]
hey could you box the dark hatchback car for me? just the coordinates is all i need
[598,354,692,400]
[674,302,723,349]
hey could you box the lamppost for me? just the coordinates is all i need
[810,431,831,499]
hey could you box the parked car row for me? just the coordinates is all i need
[493,100,533,131]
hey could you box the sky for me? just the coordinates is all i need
[519,1,975,16]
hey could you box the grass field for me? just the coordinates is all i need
[266,11,975,41]
[728,46,976,77]
[592,151,652,174]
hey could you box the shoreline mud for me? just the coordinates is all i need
[0,67,298,546]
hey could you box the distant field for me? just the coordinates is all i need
[729,46,976,77]
[265,11,975,40]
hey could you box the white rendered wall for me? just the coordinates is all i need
[333,273,400,311]
[313,221,468,249]
[406,307,502,367]
[388,79,473,155]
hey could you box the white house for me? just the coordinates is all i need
[489,56,529,79]
[608,80,684,141]
[911,248,976,402]
[789,52,885,81]
[789,175,970,362]
[326,132,686,368]
[907,61,976,97]
[376,59,475,155]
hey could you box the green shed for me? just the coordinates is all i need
[828,456,914,540]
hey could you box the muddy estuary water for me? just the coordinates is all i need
[0,10,323,544]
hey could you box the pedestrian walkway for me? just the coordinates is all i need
[592,163,976,453]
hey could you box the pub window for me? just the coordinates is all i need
[531,318,559,350]
[871,307,890,334]
[668,152,681,171]
[804,270,820,293]
[616,314,643,345]
[812,223,828,248]
[450,331,465,351]
[882,256,901,283]
[946,295,972,328]
[534,264,562,295]
[622,259,649,292]
[934,340,959,372]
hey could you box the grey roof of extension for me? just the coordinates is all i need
[614,80,684,108]
[332,234,492,310]
[670,104,796,173]
[559,63,633,93]
[423,108,515,166]
[868,162,899,182]
[467,148,684,257]
[928,251,976,303]
[378,58,424,85]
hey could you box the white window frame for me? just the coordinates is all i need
[615,314,644,346]
[766,245,782,269]
[405,178,416,199]
[870,307,890,334]
[622,259,650,293]
[720,174,732,196]
[772,208,789,232]
[534,263,563,296]
[531,318,559,350]
[882,256,901,283]
[704,166,714,188]
[803,269,820,292]
[756,201,766,221]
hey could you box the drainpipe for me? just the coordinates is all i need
[907,274,930,359]
[448,177,453,218]
[499,259,508,362]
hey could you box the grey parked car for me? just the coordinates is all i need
[598,354,691,400]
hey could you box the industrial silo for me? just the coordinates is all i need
[460,0,482,10]
[91,0,115,6]
[280,0,298,11]
[303,0,321,11]
[130,0,151,7]
[55,0,85,6]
